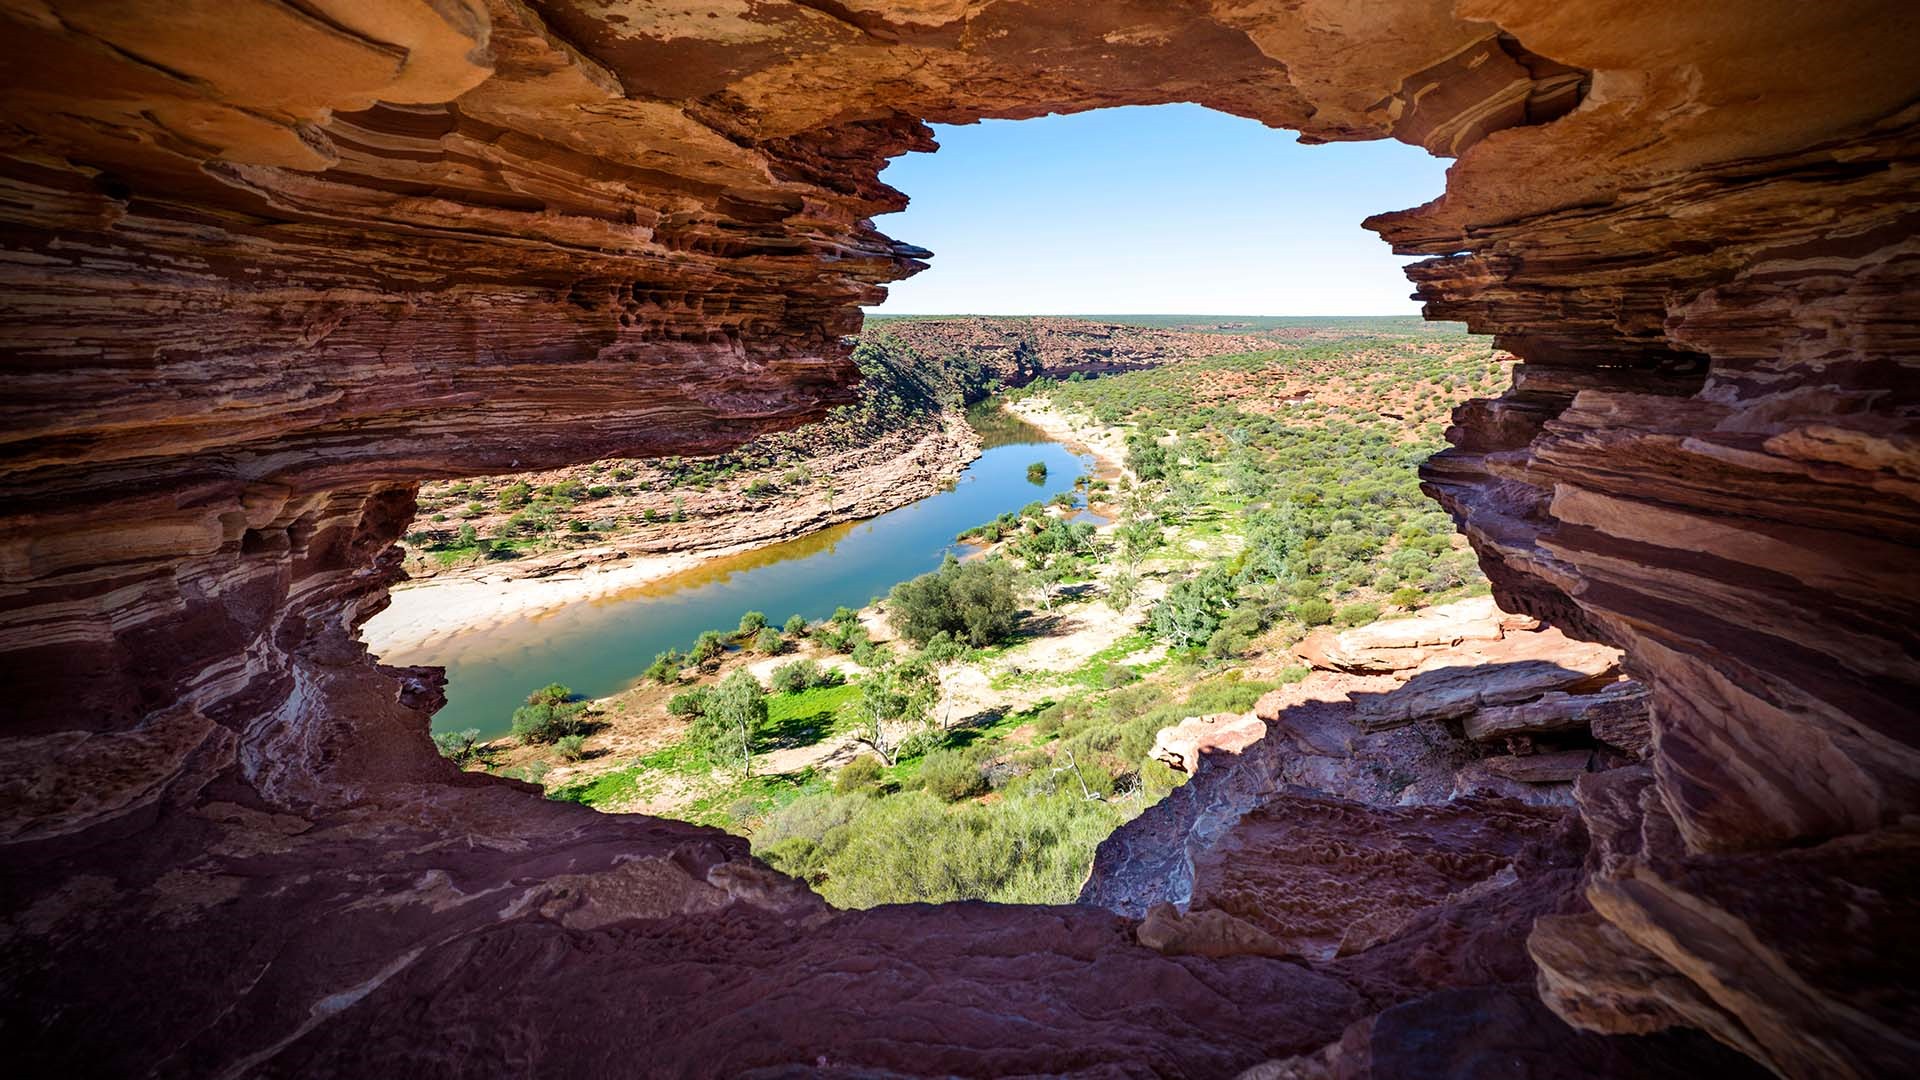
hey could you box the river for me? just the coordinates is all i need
[396,412,1092,739]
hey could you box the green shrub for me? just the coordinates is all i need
[919,631,964,664]
[689,669,766,775]
[783,613,808,636]
[1336,602,1382,628]
[554,734,587,761]
[432,728,483,765]
[527,683,571,706]
[667,687,710,718]
[1026,461,1048,484]
[642,650,683,684]
[510,684,591,745]
[1106,683,1169,722]
[1391,586,1425,609]
[775,790,1124,908]
[819,620,868,654]
[689,629,727,665]
[738,611,768,635]
[1292,598,1335,626]
[770,659,841,694]
[919,748,987,802]
[754,627,784,654]
[888,555,1021,647]
[835,755,886,794]
[1150,569,1232,649]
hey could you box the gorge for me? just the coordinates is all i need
[2,3,1917,1078]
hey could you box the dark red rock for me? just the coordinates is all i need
[2,3,1916,1076]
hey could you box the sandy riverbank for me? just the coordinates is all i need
[364,416,981,658]
[1004,396,1130,477]
[361,545,770,658]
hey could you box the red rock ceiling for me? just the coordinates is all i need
[1,1,1916,1076]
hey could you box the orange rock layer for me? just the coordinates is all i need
[2,2,1916,1076]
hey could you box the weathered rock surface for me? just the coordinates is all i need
[1350,629,1621,731]
[1481,749,1598,783]
[1464,680,1649,743]
[1083,600,1636,915]
[1153,711,1270,773]
[1294,594,1533,673]
[1529,768,1920,1078]
[3,2,1917,1075]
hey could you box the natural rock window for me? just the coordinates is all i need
[3,3,1914,1077]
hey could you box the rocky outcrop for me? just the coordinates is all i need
[1294,595,1533,673]
[1464,680,1649,743]
[1349,633,1620,731]
[1084,600,1641,918]
[1087,605,1763,1075]
[3,2,1916,1076]
[1152,711,1270,773]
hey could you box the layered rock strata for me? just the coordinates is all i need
[3,2,1917,1075]
[1087,600,1766,1076]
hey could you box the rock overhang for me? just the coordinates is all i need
[2,2,1917,1076]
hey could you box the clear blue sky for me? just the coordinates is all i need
[866,104,1450,316]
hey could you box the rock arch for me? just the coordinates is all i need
[1,2,1914,1075]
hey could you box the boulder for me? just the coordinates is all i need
[1464,680,1650,742]
[1137,902,1291,959]
[1353,634,1621,731]
[1294,596,1533,673]
[1151,711,1267,773]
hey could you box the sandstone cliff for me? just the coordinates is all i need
[2,2,1916,1076]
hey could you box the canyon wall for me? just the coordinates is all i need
[2,2,1915,1076]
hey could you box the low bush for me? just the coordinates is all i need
[432,728,484,765]
[783,613,808,636]
[754,626,785,654]
[554,734,588,761]
[689,629,727,665]
[1335,601,1382,628]
[738,611,768,635]
[1292,598,1335,626]
[667,687,710,718]
[510,684,592,745]
[642,649,683,684]
[819,620,869,654]
[919,748,987,802]
[769,658,842,694]
[835,755,886,794]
